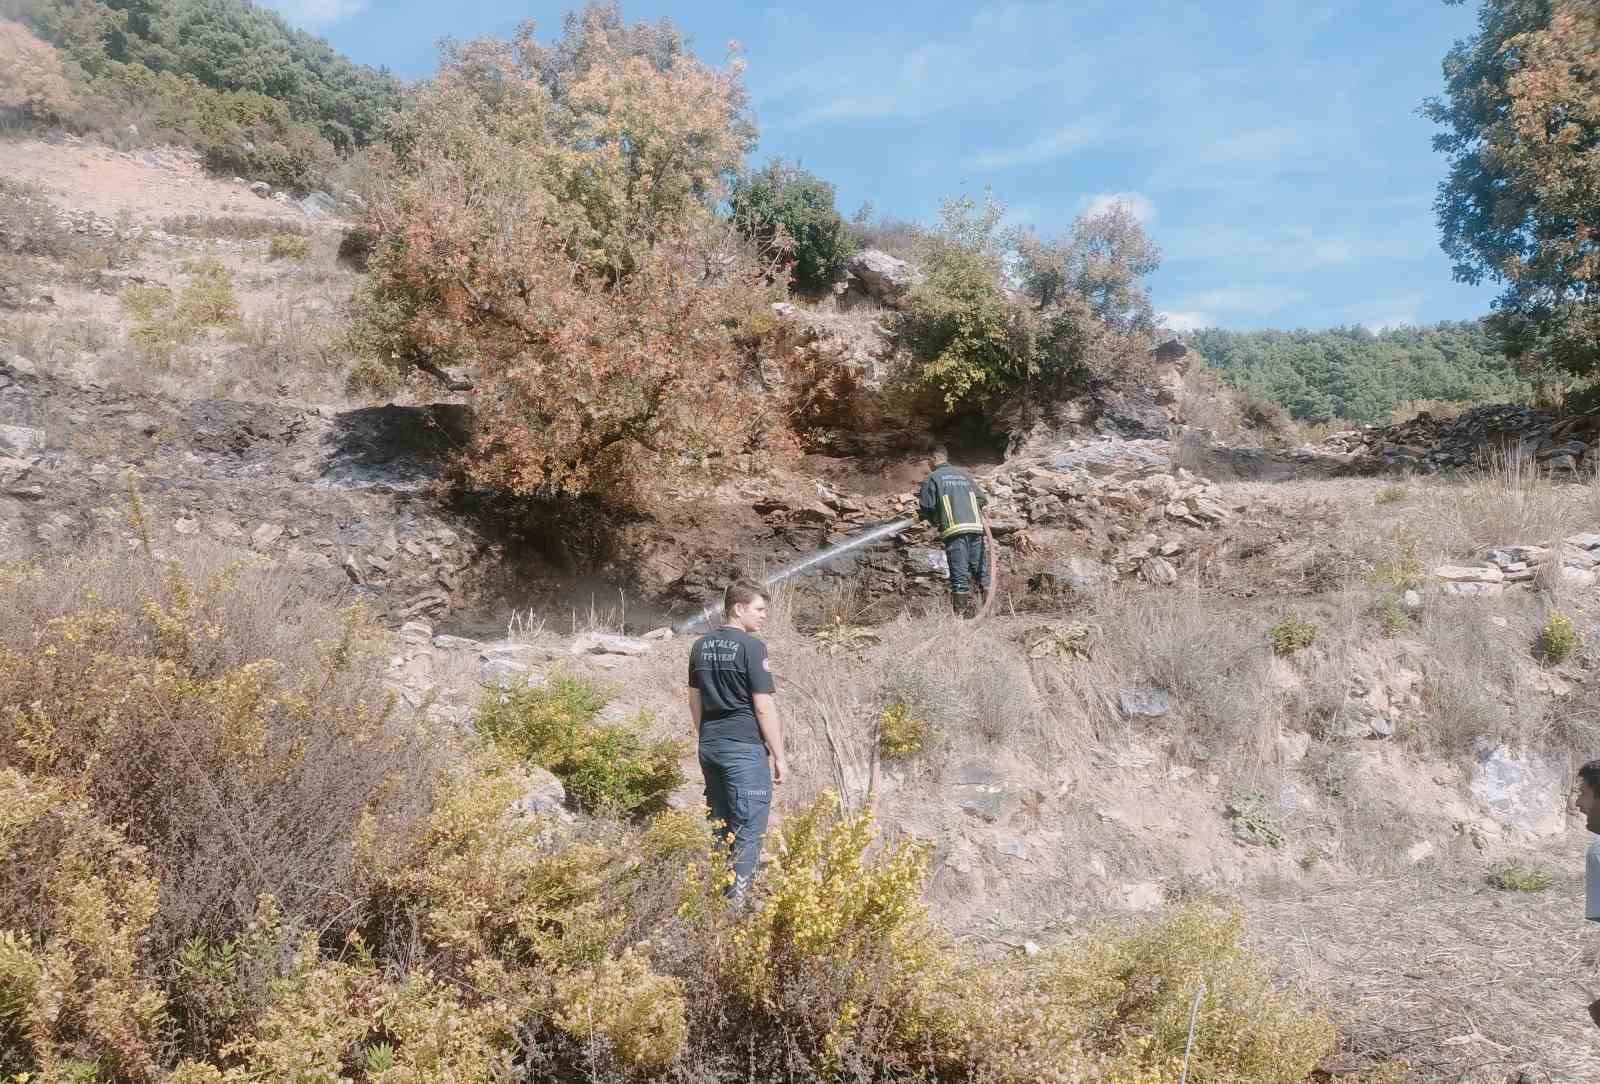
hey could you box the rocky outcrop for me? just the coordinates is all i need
[1433,533,1600,595]
[1314,403,1600,473]
[843,249,921,307]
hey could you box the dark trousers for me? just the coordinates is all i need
[944,532,991,599]
[698,736,772,898]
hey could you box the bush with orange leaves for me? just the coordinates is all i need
[358,12,784,503]
[0,17,77,123]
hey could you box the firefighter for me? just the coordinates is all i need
[917,452,990,618]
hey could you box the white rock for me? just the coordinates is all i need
[432,634,480,652]
[1470,744,1566,837]
[1405,840,1436,865]
[479,658,535,689]
[0,425,44,457]
[643,626,674,641]
[1121,881,1164,912]
[251,522,284,549]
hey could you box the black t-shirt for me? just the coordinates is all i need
[688,626,775,744]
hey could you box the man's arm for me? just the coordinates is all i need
[753,692,785,783]
[688,688,703,741]
[917,474,938,523]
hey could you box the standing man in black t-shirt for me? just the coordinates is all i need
[688,579,786,906]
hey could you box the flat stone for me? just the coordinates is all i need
[1434,564,1503,584]
[1119,686,1172,719]
[1470,744,1565,837]
[569,632,654,658]
[0,425,44,457]
[251,522,284,549]
[1561,567,1599,588]
[1041,556,1115,592]
[431,634,480,652]
[398,621,432,646]
[480,641,544,661]
[1140,555,1178,586]
[643,627,674,641]
[479,658,533,689]
[1442,582,1505,597]
[1566,533,1600,551]
[1369,716,1396,739]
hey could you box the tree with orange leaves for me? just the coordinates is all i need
[0,17,77,123]
[359,5,779,501]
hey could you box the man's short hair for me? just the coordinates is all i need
[724,579,766,618]
[1579,759,1600,793]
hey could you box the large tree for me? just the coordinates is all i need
[1425,0,1600,373]
[359,7,778,502]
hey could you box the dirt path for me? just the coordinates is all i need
[4,138,312,225]
[1249,845,1600,1083]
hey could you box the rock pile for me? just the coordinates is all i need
[1433,532,1600,596]
[1316,404,1600,473]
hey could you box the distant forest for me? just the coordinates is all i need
[2,0,400,188]
[1190,322,1531,425]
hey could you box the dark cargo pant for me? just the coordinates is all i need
[698,736,772,901]
[944,531,991,617]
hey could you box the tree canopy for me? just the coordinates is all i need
[1191,322,1529,424]
[1425,0,1600,373]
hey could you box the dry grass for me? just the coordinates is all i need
[0,539,449,947]
[161,214,309,242]
[1411,450,1600,560]
[1249,854,1600,1083]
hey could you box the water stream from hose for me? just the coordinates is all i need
[673,516,918,635]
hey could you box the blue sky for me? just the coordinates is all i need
[269,0,1499,333]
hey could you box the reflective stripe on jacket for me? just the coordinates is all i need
[918,464,986,539]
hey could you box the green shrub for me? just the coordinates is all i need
[1488,862,1553,892]
[119,282,173,321]
[1535,611,1583,664]
[1375,485,1410,505]
[475,669,685,815]
[1376,593,1410,637]
[731,158,856,292]
[1365,527,1424,590]
[267,233,311,260]
[902,195,1032,412]
[1268,615,1317,656]
[177,259,240,326]
[878,700,931,760]
[1226,789,1286,848]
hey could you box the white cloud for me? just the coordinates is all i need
[1078,190,1156,224]
[968,122,1103,170]
[1360,313,1419,333]
[1159,310,1213,333]
[1186,285,1307,315]
[262,0,365,27]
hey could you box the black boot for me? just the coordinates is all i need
[950,589,970,617]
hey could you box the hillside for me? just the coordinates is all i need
[2,135,1600,1082]
[4,3,1600,1081]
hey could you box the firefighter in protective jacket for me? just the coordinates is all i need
[917,458,990,618]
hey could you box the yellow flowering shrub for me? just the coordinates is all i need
[203,948,516,1083]
[552,946,688,1072]
[983,905,1338,1084]
[0,769,167,1082]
